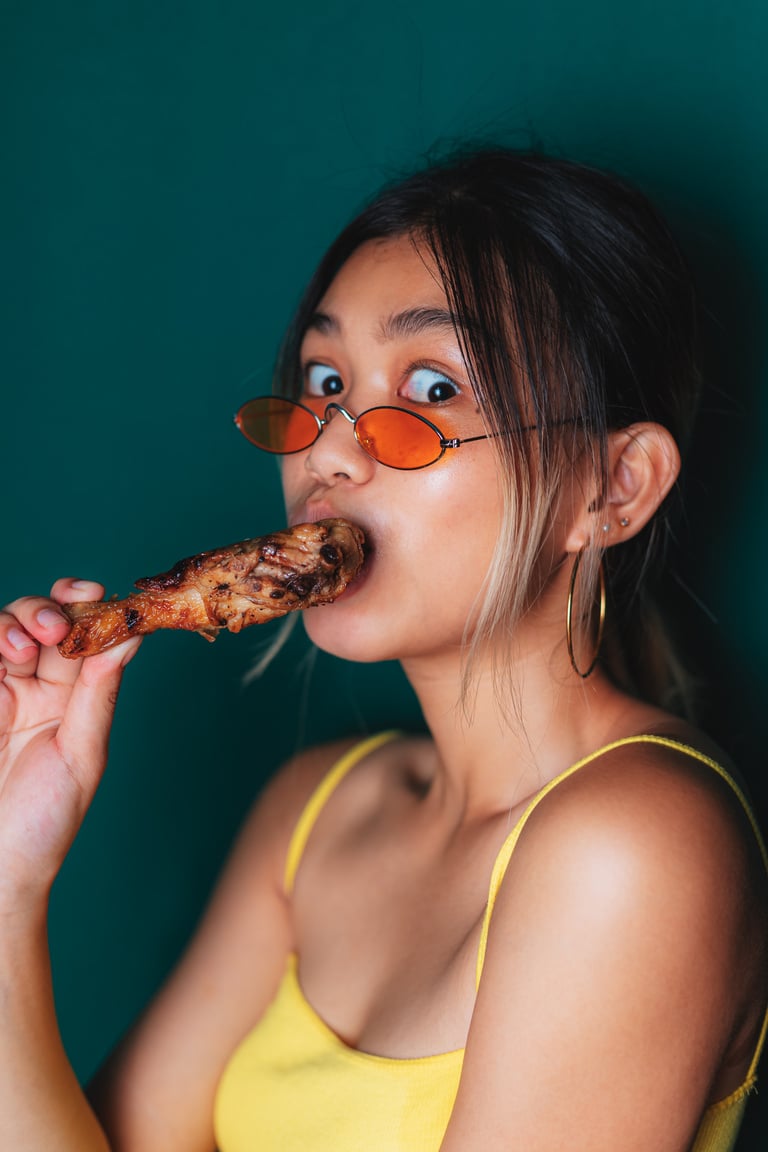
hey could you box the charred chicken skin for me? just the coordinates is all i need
[58,518,364,659]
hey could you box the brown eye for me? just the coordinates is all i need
[400,367,460,405]
[306,363,344,397]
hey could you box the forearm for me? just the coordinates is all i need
[0,903,110,1152]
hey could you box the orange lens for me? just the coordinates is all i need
[355,408,443,468]
[237,398,319,454]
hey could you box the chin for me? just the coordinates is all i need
[301,607,393,664]
[301,580,428,663]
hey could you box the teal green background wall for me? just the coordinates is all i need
[3,1,767,1144]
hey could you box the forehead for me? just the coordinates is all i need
[316,236,448,321]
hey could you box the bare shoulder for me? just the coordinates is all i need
[274,730,429,851]
[236,729,419,874]
[486,730,768,1081]
[445,736,768,1150]
[505,733,767,942]
[234,735,375,878]
[524,733,764,884]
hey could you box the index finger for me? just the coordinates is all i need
[0,580,106,684]
[36,578,109,684]
[50,577,106,605]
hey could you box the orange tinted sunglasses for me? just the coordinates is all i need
[235,396,497,470]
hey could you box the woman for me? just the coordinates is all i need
[1,148,766,1151]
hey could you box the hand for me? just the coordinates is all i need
[0,579,141,916]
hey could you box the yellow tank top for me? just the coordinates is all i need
[214,731,768,1152]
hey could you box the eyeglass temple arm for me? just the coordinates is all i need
[440,433,489,449]
[440,424,538,449]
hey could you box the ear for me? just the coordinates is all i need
[564,423,681,552]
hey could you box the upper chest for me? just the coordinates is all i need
[288,750,531,1057]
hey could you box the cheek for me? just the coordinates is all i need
[393,463,503,591]
[279,456,306,512]
[421,455,502,533]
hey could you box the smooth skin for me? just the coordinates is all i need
[1,237,766,1152]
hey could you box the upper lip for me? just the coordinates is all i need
[293,496,351,526]
[295,499,335,525]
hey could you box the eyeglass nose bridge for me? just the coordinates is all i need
[320,401,357,428]
[307,401,371,464]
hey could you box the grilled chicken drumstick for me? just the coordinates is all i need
[58,518,364,659]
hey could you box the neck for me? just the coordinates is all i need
[400,635,653,818]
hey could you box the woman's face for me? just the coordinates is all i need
[280,234,505,667]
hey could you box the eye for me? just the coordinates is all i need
[400,367,460,405]
[305,363,344,398]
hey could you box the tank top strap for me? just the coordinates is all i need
[283,730,402,895]
[475,733,768,1037]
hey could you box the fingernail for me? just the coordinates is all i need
[71,580,93,590]
[37,608,68,629]
[8,627,34,651]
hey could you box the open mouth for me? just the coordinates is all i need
[290,506,373,594]
[345,525,372,584]
[333,523,373,599]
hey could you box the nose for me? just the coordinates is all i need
[303,400,375,484]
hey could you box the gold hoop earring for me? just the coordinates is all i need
[565,549,606,679]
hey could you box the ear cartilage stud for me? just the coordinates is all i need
[620,517,630,527]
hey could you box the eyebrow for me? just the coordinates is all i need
[305,307,461,342]
[379,307,460,341]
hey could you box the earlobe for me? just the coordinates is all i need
[565,423,681,551]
